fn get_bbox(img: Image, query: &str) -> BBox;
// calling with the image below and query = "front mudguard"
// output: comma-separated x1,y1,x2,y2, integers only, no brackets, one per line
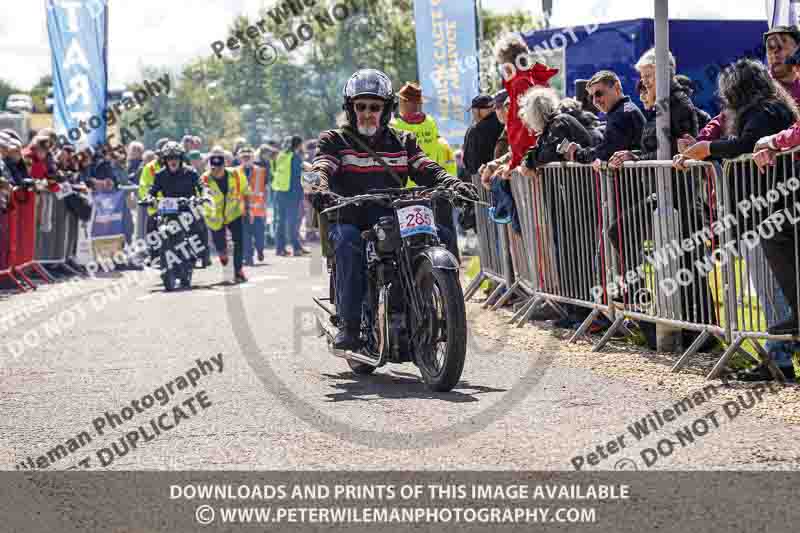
413,245,459,272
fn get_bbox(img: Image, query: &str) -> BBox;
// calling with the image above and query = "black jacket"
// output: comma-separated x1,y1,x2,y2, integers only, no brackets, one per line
636,82,698,160
2,157,30,186
149,165,202,199
462,111,504,175
524,113,593,168
710,100,796,217
310,126,453,228
575,96,646,163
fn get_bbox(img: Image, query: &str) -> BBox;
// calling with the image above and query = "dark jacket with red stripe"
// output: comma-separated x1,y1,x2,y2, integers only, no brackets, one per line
311,125,452,228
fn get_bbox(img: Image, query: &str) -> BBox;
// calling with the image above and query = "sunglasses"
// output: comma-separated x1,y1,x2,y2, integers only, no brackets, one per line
354,102,384,113
590,89,605,100
209,156,225,167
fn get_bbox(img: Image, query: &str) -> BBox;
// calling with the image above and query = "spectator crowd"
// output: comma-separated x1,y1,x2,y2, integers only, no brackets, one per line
456,25,800,383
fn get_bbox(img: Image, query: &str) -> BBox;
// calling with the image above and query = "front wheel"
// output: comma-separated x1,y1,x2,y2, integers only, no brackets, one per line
413,259,467,392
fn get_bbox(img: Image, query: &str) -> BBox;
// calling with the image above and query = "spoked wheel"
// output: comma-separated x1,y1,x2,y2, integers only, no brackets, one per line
413,259,467,392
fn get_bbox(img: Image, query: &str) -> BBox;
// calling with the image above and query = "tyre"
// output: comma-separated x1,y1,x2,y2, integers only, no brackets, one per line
413,259,467,392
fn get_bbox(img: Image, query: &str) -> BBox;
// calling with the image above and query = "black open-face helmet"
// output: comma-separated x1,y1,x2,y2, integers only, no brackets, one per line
342,69,397,132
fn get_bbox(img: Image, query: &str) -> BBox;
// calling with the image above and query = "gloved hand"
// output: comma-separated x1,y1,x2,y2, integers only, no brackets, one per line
453,181,479,202
310,191,336,211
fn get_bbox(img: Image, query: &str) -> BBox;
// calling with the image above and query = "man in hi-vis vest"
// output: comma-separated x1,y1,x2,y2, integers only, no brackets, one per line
237,146,268,265
201,147,252,283
271,135,309,256
391,82,460,260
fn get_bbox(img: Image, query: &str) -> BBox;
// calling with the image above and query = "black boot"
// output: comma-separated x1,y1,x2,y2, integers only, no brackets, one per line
333,324,362,351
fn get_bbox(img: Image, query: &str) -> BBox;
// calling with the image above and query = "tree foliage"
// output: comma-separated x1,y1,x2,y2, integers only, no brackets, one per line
0,78,22,111
122,2,540,148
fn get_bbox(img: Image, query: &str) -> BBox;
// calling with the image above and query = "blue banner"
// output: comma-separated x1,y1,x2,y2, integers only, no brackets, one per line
413,0,479,146
46,0,108,148
91,191,126,239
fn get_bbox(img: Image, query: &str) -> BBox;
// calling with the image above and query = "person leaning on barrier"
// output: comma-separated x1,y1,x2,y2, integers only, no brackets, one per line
753,47,800,168
462,94,504,178
558,97,604,147
564,70,646,172
679,25,800,154
518,86,593,174
493,32,559,174
0,131,28,186
679,59,799,341
679,59,797,173
478,90,512,189
674,75,711,130
609,47,698,168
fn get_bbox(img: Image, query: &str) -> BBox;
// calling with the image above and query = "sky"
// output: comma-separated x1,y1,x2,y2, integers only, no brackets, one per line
0,0,767,91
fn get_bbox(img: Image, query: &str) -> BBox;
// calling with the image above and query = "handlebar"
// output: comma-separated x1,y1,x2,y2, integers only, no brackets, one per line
319,185,477,215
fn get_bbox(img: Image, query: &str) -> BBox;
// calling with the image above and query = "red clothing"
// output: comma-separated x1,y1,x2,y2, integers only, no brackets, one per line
22,146,48,180
772,122,800,150
400,112,426,124
697,113,725,142
503,63,559,168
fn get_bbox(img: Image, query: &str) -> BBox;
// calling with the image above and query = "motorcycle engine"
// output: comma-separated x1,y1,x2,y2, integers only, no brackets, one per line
375,283,411,363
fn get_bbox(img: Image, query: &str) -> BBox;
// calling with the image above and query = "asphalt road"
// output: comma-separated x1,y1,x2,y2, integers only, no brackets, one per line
2,244,799,471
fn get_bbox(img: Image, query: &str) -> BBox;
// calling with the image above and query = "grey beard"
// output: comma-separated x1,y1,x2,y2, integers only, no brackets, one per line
357,124,378,136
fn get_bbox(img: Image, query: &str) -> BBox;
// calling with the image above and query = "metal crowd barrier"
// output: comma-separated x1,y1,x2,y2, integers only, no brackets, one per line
10,188,53,289
606,160,728,363
33,188,82,277
514,163,614,344
702,147,800,381
462,172,519,307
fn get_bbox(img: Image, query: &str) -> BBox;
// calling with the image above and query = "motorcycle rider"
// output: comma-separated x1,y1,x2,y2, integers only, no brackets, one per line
305,68,479,351
146,142,205,277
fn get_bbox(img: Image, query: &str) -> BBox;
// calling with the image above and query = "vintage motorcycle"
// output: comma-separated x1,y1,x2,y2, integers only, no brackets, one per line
312,185,470,392
139,196,209,291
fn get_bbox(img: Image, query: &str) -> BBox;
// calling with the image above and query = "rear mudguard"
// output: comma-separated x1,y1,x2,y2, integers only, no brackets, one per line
414,246,459,272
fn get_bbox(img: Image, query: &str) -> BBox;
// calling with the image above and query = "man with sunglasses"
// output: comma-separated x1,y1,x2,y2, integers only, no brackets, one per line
304,68,479,351
564,70,646,171
201,147,252,283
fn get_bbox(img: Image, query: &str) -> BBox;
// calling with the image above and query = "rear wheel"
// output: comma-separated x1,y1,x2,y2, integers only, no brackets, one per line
413,259,467,392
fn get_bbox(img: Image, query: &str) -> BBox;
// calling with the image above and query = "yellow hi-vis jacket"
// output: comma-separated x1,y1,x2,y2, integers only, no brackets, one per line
137,159,162,216
437,137,457,176
271,151,293,192
201,168,252,231
391,114,440,187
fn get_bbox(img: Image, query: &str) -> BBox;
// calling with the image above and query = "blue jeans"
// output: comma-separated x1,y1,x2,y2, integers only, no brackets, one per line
329,222,454,325
275,193,302,252
243,216,265,261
